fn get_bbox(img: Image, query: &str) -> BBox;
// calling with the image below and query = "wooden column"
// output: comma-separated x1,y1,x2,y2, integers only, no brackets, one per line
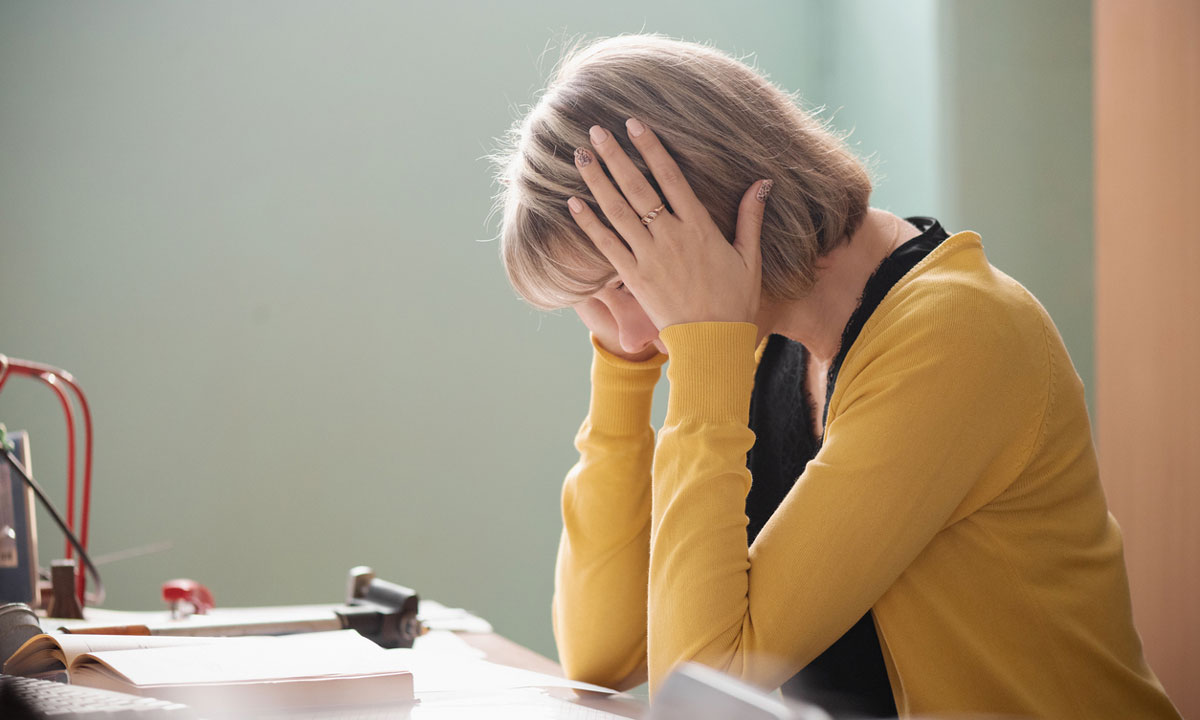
1094,1,1199,716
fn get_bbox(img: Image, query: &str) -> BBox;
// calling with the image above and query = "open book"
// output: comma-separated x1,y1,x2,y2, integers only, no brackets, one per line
4,630,413,715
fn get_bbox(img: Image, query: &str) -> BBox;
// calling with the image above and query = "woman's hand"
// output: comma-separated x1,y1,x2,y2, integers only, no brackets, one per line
567,118,771,331
574,298,660,362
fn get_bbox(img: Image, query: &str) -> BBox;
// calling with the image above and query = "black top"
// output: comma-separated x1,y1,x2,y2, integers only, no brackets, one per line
745,217,950,718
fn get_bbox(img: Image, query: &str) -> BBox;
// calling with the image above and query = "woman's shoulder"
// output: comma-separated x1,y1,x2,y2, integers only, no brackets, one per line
874,231,1055,351
843,230,1059,407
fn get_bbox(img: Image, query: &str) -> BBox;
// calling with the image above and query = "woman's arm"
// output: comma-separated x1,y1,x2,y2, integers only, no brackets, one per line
645,306,1046,694
552,334,666,690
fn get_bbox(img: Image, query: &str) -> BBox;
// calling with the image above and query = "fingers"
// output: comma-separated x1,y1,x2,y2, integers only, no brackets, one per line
567,195,637,279
585,125,669,222
574,143,656,255
622,118,707,223
733,179,772,263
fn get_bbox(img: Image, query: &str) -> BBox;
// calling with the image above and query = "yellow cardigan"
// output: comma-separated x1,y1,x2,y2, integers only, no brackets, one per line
551,232,1180,718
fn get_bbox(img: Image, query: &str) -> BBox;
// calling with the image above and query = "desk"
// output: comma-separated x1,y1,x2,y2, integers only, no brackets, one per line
458,631,646,719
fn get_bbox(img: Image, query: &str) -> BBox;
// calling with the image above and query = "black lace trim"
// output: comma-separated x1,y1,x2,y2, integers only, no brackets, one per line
820,217,950,436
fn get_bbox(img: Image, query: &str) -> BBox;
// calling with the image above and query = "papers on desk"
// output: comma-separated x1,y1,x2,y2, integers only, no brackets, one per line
404,632,630,720
418,599,494,634
402,653,615,694
403,630,614,695
33,605,626,717
44,607,604,694
74,630,406,687
413,688,636,719
8,629,414,716
4,632,227,676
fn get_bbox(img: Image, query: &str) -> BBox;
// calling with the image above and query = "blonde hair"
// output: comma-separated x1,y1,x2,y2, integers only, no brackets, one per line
487,33,872,310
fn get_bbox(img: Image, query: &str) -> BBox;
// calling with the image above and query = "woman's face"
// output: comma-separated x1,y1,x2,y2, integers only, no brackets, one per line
591,281,667,356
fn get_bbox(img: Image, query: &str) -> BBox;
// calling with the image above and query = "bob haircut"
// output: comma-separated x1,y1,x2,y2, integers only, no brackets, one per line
488,33,873,310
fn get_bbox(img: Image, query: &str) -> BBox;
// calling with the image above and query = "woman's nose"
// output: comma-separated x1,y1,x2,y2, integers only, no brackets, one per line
619,317,659,355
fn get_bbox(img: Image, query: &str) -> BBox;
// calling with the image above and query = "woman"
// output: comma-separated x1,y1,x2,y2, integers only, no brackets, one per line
488,33,1180,719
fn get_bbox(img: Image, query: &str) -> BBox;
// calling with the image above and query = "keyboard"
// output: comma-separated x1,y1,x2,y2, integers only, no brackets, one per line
0,673,197,718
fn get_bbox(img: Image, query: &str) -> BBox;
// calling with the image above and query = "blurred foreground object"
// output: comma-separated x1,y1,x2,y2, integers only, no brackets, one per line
1095,0,1200,716
651,662,831,720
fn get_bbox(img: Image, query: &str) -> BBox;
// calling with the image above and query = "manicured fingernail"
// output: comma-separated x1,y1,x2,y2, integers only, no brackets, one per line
589,126,609,144
626,118,646,137
568,197,584,214
757,179,774,202
574,147,593,167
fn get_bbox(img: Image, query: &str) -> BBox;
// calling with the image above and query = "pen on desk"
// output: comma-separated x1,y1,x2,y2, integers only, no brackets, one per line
61,616,345,638
64,624,153,636
64,620,434,638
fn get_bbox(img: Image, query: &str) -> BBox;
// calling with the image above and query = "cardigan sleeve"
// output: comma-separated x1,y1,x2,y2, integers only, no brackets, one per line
552,335,667,690
647,309,1047,694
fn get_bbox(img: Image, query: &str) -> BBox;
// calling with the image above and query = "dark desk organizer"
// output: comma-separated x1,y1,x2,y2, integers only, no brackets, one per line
338,565,422,649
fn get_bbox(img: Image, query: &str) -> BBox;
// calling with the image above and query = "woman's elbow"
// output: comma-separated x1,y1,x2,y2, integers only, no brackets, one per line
560,649,648,692
554,611,648,690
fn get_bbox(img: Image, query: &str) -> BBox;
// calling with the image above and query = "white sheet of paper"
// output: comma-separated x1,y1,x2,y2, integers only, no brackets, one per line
78,630,404,686
411,688,633,719
387,648,615,695
53,634,229,666
417,600,494,634
411,629,486,659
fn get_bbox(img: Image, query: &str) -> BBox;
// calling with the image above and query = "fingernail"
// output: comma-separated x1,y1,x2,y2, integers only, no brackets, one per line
574,147,593,167
626,117,646,137
589,126,609,144
757,179,774,202
568,197,584,214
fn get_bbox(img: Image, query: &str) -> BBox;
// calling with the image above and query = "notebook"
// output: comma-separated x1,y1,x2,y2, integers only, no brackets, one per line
6,630,413,716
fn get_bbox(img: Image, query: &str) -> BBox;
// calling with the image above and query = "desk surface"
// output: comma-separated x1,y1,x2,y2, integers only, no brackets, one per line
459,632,646,719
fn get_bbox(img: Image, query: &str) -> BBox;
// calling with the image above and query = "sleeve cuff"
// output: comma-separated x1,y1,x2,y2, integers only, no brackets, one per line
591,333,668,372
660,322,759,426
588,334,668,436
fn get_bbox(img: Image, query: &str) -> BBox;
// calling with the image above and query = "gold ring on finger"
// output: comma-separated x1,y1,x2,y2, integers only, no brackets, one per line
640,203,667,226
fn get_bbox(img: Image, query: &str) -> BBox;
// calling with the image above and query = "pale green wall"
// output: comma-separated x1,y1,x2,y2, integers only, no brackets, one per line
812,0,1093,408
0,1,1090,661
936,1,1094,408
